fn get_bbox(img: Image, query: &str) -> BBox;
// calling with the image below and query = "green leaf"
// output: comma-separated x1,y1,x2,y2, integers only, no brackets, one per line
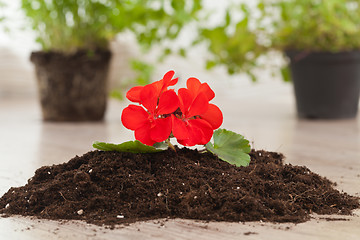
93,140,166,153
205,129,251,167
178,48,186,57
109,89,123,100
257,2,264,11
206,60,216,70
130,59,154,86
280,66,291,82
225,10,231,27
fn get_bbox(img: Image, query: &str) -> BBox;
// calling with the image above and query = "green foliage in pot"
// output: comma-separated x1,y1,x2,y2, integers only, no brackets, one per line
21,0,203,53
197,0,360,81
268,0,360,52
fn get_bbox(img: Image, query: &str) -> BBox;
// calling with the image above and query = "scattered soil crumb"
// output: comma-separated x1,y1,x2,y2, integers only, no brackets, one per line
320,217,350,221
244,231,258,235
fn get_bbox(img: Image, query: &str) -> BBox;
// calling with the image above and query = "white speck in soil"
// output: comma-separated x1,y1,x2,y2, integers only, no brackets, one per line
117,215,124,219
5,203,10,208
89,169,93,173
157,192,163,197
48,172,51,175
77,209,84,215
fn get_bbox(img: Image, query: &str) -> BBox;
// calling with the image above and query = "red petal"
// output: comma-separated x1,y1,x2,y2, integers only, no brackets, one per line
187,93,209,117
135,122,156,146
169,78,178,86
126,86,143,103
140,84,158,113
177,127,201,146
150,80,162,98
157,90,179,115
171,115,190,140
186,77,201,98
159,70,173,94
177,119,213,146
186,77,215,101
121,105,148,130
162,70,175,86
176,122,198,146
188,119,213,145
200,104,223,129
150,117,172,142
199,83,215,101
178,88,193,115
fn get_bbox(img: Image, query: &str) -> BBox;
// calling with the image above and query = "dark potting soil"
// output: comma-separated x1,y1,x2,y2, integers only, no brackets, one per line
0,148,359,226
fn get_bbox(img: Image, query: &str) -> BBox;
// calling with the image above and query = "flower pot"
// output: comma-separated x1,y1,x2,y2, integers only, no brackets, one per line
30,50,111,121
286,51,360,119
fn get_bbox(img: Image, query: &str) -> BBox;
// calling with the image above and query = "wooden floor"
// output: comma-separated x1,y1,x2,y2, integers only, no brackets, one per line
0,59,360,239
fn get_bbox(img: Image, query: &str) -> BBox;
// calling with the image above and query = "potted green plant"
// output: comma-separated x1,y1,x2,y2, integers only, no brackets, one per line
21,0,202,121
197,0,360,119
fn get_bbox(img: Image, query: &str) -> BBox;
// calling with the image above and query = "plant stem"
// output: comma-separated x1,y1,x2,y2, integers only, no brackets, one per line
198,148,207,153
166,139,176,152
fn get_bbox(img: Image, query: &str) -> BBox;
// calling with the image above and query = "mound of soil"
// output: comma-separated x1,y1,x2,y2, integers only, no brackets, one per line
0,148,359,226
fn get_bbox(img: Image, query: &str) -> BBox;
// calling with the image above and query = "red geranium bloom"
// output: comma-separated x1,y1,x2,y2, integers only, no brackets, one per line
171,78,223,146
121,84,179,145
186,77,215,101
126,70,178,103
186,77,223,129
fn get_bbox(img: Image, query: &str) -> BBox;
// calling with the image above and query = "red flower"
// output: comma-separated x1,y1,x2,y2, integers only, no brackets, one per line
121,84,179,145
186,77,223,129
122,70,222,147
126,70,178,103
186,77,215,101
171,78,223,146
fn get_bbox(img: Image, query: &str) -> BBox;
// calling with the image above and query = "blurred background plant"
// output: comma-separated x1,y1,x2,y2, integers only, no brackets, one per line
21,0,202,54
268,0,360,52
21,0,118,53
196,0,360,81
19,0,203,101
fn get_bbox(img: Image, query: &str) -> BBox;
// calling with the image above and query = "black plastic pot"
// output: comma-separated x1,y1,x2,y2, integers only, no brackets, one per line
31,50,111,121
286,51,360,119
